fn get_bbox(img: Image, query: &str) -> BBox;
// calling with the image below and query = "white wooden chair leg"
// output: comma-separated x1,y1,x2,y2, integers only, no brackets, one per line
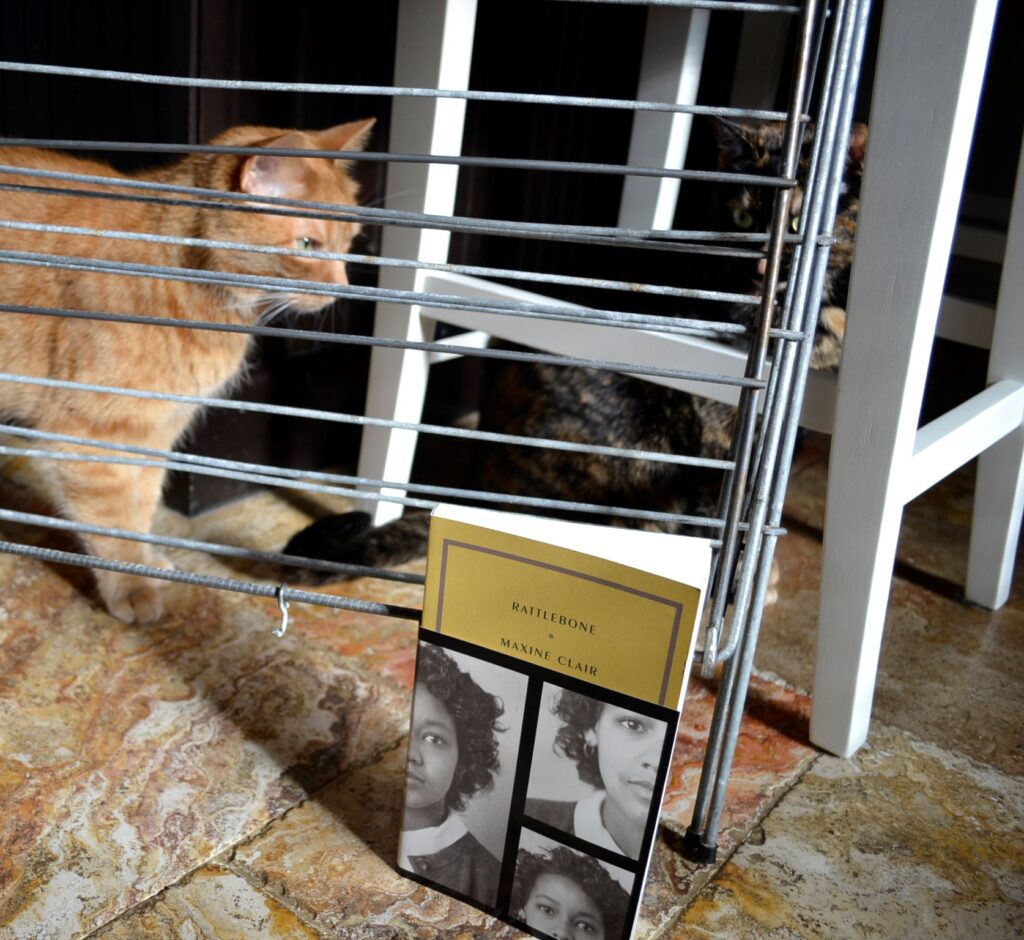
809,0,998,758
967,427,1024,607
357,0,477,524
618,6,709,231
966,142,1024,608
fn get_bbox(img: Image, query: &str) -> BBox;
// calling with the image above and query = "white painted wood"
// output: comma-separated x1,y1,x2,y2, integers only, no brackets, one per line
809,0,998,758
427,330,491,365
618,7,709,231
420,272,745,399
967,427,1024,607
966,142,1024,608
936,295,995,349
357,0,477,524
417,271,839,431
798,369,839,435
903,382,1024,504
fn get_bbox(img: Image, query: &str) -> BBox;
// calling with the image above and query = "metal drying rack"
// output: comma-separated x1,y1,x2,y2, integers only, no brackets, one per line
0,0,872,863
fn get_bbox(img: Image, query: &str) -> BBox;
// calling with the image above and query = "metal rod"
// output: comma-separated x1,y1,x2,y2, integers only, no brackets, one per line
556,0,799,10
0,163,799,253
0,303,756,397
1,182,770,262
718,0,867,666
0,220,761,306
688,0,874,860
0,539,423,620
0,373,743,465
0,433,727,532
686,0,837,853
0,247,772,340
0,138,798,188
712,0,851,666
699,0,825,677
0,60,797,120
0,508,426,585
736,0,847,485
698,531,781,853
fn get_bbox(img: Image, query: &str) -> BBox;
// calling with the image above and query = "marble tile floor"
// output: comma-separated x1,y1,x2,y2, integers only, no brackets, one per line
0,434,1021,939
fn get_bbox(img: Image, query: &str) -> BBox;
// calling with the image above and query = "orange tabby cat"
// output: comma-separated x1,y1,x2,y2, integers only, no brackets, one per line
0,118,374,623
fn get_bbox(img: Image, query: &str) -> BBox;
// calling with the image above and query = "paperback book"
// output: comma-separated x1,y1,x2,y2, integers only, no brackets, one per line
397,504,712,940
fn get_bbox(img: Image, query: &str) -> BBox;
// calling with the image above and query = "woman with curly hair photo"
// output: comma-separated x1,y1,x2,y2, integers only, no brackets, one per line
399,642,509,905
511,842,630,940
526,686,668,860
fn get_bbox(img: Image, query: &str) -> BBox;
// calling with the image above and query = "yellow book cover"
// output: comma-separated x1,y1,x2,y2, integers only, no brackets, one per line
397,504,712,940
422,505,709,708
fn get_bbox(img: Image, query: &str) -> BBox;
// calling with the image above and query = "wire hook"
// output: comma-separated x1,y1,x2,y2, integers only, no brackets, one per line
273,584,290,638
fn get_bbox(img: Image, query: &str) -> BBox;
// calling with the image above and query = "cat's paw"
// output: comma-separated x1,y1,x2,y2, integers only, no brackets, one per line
283,511,373,558
97,555,175,624
107,581,165,624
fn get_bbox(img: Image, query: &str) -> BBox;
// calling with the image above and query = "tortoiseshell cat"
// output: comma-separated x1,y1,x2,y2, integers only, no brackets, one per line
282,120,866,579
0,119,374,621
711,119,866,370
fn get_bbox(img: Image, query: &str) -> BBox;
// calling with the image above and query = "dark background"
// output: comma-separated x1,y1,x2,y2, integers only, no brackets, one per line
0,0,1019,513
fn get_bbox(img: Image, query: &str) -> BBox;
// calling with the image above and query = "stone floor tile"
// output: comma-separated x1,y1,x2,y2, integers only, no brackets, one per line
636,673,816,936
0,540,407,939
758,462,1024,774
660,673,814,837
233,747,524,939
870,578,1024,775
671,724,1024,939
90,866,323,939
182,490,427,686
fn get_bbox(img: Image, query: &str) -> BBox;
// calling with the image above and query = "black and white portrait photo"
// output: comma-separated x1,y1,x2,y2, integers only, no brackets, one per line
525,683,670,860
511,831,633,940
399,641,527,907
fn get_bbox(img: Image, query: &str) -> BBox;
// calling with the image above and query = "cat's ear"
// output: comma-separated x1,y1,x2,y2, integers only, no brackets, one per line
710,117,753,169
239,132,314,199
316,118,377,161
848,122,868,167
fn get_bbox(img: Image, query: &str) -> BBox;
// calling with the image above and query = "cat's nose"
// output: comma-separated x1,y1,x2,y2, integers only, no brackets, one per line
757,257,767,276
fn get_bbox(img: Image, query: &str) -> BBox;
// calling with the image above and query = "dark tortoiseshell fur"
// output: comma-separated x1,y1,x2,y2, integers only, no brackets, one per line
711,119,866,369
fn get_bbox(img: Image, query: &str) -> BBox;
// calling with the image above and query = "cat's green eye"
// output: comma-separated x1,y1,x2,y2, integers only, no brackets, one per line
789,215,800,233
295,236,319,252
732,208,754,229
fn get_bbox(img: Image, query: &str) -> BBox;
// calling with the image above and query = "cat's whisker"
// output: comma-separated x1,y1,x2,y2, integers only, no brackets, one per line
256,297,292,324
358,187,418,209
256,293,324,325
225,296,264,314
277,305,301,329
